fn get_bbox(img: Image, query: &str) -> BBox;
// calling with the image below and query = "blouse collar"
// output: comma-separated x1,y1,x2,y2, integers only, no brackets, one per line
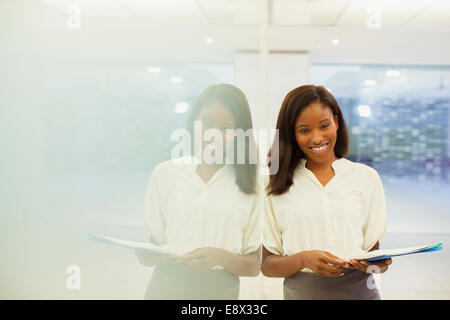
299,157,347,173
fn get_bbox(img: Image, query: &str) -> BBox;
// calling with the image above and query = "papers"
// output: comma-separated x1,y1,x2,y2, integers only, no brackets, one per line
88,233,225,270
88,233,175,255
354,243,443,261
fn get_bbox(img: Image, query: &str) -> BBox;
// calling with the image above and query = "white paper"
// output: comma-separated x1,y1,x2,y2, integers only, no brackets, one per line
88,233,224,270
354,243,439,260
88,233,175,255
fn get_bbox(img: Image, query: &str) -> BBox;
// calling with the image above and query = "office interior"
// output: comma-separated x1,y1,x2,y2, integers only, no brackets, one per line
1,0,450,299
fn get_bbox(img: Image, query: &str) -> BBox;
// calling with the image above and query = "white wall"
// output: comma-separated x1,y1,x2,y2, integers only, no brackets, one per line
234,52,310,131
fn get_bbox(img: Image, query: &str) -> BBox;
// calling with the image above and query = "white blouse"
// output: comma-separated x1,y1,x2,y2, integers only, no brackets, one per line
144,156,261,256
263,157,387,273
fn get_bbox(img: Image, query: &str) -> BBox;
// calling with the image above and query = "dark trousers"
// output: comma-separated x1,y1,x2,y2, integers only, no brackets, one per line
284,268,381,300
144,265,240,300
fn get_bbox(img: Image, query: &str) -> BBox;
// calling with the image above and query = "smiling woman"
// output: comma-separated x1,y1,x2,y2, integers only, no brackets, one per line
268,85,348,195
136,83,262,300
262,84,390,300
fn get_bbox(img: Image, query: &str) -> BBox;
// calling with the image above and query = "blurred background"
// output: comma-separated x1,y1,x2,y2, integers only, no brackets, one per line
1,0,449,299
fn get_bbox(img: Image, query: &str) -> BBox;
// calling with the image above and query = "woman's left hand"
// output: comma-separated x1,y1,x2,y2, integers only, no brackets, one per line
348,258,392,274
177,247,226,271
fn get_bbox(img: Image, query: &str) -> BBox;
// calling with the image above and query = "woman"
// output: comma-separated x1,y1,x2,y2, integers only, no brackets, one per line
261,84,392,300
135,83,261,299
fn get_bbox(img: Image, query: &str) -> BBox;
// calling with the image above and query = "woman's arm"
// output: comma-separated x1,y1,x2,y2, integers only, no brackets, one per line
178,247,261,277
219,248,261,277
261,246,304,278
261,246,348,278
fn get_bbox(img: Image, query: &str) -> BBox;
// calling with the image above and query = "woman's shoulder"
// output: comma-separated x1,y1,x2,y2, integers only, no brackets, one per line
151,155,196,177
340,158,381,180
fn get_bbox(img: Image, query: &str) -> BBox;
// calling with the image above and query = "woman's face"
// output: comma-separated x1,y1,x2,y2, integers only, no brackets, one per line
294,102,339,165
197,101,236,160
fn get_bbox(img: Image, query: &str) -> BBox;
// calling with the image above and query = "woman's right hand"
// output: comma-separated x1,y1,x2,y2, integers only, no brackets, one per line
134,250,177,267
297,250,349,277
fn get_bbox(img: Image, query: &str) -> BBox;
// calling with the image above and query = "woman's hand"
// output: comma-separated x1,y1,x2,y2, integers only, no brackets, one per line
348,258,392,274
134,250,177,267
299,250,350,277
177,247,226,271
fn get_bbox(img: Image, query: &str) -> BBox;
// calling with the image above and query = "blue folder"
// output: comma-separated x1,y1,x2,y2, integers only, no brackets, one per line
366,243,443,261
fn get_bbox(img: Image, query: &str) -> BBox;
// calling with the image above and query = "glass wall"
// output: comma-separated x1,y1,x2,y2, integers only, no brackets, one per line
42,62,232,225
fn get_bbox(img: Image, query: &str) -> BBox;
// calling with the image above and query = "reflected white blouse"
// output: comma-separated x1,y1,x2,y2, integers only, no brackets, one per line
144,156,261,255
263,157,387,272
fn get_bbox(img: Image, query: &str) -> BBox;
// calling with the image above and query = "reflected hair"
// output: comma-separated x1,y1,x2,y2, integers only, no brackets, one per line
267,84,348,195
186,83,257,194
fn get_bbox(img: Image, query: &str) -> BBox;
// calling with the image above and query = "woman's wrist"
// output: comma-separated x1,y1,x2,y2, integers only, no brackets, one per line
293,251,308,271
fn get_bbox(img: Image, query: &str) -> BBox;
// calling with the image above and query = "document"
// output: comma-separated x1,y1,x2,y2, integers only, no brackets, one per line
354,243,443,261
88,233,175,255
88,233,224,270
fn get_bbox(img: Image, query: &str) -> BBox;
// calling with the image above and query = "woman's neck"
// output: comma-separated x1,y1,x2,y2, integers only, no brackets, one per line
196,163,225,184
305,154,338,173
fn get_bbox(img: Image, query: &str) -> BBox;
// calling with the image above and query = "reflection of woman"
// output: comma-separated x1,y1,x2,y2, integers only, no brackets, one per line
136,84,261,300
261,85,391,300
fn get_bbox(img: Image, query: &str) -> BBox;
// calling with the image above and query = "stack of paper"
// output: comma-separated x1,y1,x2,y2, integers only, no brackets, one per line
88,233,175,255
354,243,443,261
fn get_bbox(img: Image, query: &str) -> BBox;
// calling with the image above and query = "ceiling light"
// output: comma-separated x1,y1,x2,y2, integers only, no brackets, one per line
357,105,372,117
363,80,376,86
170,76,183,83
385,70,401,77
147,67,161,73
175,102,189,114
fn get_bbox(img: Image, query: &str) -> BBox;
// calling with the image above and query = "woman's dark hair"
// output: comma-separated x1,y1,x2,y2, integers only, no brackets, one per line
186,83,257,194
267,84,348,195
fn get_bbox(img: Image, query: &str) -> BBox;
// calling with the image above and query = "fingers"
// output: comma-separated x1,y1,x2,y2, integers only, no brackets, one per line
322,252,348,268
177,253,205,268
179,248,203,259
366,260,390,274
379,265,389,273
348,259,368,272
373,258,392,267
182,256,215,271
317,266,344,277
349,259,390,274
135,250,178,267
186,259,211,271
317,261,344,277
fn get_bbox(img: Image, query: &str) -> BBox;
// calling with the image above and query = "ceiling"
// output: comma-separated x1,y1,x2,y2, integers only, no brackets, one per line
3,0,449,64
39,0,450,28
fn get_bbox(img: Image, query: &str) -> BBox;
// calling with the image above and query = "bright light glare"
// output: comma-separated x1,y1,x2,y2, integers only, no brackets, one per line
175,102,189,114
147,67,161,73
363,80,376,86
357,105,372,117
170,76,183,83
385,70,401,77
